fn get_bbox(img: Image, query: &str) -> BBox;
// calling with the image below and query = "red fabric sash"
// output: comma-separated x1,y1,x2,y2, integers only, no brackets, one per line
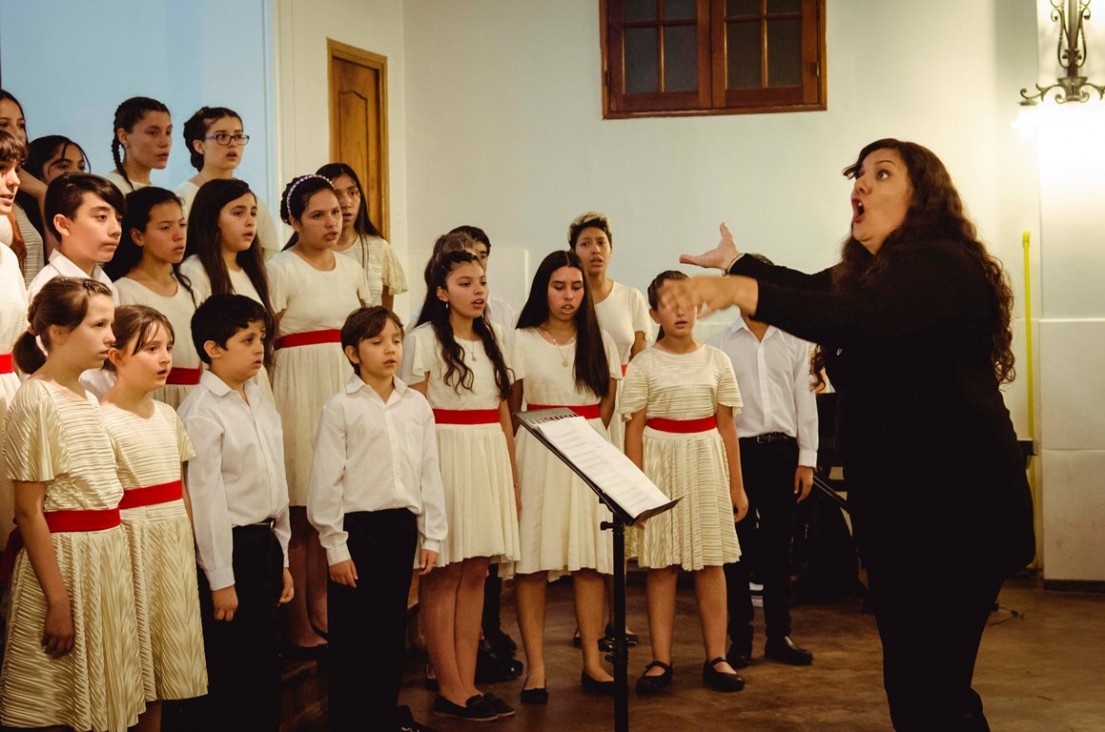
275,329,342,350
527,403,601,420
621,363,628,376
0,509,122,588
432,408,500,425
646,416,717,433
118,480,184,510
166,367,201,385
0,353,12,374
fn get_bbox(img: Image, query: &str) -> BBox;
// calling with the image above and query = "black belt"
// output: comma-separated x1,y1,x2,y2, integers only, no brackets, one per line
739,432,796,445
234,517,276,533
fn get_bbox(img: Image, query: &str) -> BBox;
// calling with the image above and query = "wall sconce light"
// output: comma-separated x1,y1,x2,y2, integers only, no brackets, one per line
1021,0,1105,104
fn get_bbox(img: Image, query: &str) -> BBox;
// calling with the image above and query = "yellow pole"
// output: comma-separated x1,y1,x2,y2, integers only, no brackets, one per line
1023,231,1040,569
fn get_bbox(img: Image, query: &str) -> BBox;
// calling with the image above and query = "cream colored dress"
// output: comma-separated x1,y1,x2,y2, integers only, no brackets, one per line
102,401,207,702
0,242,27,549
620,345,742,571
267,250,370,505
179,255,274,402
337,234,408,306
595,281,652,450
512,328,621,576
399,322,519,567
114,277,201,409
0,380,145,731
13,203,45,286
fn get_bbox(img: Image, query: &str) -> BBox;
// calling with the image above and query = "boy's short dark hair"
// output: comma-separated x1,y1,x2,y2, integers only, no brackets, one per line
44,173,126,240
341,306,405,372
448,225,490,252
192,294,269,364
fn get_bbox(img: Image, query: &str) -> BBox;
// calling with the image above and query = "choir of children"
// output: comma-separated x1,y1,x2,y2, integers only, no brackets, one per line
0,88,770,732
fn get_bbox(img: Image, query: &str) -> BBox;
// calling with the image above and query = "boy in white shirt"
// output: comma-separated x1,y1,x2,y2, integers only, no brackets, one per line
308,306,446,732
178,294,293,730
27,173,121,302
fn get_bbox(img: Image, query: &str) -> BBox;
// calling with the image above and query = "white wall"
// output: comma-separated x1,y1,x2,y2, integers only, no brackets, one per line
0,0,279,211
273,0,411,313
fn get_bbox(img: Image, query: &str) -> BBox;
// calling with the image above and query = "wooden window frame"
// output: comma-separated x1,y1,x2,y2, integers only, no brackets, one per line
601,0,827,119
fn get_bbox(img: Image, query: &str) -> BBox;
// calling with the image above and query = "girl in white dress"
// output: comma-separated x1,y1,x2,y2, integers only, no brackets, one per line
622,270,750,696
269,174,370,651
316,162,407,310
101,305,207,731
106,97,172,194
1,91,49,283
179,178,275,401
1,278,145,731
177,107,280,259
105,187,200,408
0,132,28,550
507,250,621,702
401,249,520,722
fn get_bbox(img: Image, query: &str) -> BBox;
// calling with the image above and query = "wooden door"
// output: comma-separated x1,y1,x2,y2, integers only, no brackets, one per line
327,40,389,239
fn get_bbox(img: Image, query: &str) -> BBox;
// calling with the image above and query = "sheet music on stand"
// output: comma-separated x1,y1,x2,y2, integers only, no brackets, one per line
515,408,678,525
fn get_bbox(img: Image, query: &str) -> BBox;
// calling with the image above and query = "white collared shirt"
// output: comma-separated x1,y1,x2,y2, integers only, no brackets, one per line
307,374,448,566
27,250,119,304
707,316,819,467
178,370,291,590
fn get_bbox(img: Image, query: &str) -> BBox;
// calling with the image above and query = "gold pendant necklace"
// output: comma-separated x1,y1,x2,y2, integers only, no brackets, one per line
542,327,575,368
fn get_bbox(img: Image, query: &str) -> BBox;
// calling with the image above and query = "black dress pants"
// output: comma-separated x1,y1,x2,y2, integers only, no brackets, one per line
725,436,799,650
197,523,284,732
328,509,418,732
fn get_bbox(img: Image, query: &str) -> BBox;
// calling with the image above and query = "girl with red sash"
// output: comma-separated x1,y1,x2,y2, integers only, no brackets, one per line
507,250,622,703
622,270,750,697
102,305,207,730
401,246,519,722
268,174,371,653
1,278,145,731
106,187,201,408
0,131,29,552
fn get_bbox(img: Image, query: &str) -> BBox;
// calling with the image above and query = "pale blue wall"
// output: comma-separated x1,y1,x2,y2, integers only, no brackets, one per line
0,0,278,209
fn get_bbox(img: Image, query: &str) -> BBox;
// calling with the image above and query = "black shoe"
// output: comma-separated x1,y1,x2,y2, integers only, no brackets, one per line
764,636,813,666
725,645,752,669
482,692,515,718
431,694,499,722
605,623,639,647
635,660,673,695
396,705,439,732
475,649,524,683
702,657,745,692
581,671,617,695
520,684,549,705
485,627,517,657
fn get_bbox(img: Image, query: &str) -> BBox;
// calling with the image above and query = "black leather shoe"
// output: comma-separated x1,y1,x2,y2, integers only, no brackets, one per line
475,649,523,683
519,685,549,705
431,694,498,722
725,645,752,669
482,692,515,718
702,657,745,692
635,660,673,695
581,671,617,695
764,636,813,666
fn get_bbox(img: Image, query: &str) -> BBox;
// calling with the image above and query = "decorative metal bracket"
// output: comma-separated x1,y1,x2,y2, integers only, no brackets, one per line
1021,0,1105,104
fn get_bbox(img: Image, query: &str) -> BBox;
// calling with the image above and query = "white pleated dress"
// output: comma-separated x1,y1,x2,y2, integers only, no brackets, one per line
620,345,743,571
0,242,27,549
102,401,207,702
512,328,621,576
114,277,201,409
400,322,519,567
268,250,370,506
179,255,275,403
0,380,145,732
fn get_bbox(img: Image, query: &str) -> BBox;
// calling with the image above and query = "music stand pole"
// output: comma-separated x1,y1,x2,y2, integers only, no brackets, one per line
602,513,630,732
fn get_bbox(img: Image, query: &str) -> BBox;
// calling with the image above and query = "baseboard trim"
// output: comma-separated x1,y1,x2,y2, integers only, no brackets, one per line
1043,579,1105,594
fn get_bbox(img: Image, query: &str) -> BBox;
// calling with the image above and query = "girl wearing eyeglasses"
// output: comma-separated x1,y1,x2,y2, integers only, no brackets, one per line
177,106,280,259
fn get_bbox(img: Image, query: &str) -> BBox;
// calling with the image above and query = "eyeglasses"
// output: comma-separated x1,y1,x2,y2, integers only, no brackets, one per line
204,133,250,146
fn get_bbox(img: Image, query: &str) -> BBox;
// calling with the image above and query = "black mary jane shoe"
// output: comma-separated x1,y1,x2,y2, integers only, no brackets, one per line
431,694,499,722
635,660,673,695
702,657,745,692
581,671,617,695
520,685,549,705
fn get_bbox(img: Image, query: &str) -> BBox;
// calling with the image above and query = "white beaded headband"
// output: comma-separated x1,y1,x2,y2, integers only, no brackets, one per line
284,174,332,215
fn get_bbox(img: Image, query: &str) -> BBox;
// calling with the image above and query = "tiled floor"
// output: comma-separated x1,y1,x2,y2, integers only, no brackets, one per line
391,577,1105,732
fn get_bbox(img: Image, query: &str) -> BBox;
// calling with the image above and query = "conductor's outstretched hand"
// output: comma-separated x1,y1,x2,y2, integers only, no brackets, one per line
679,223,741,271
